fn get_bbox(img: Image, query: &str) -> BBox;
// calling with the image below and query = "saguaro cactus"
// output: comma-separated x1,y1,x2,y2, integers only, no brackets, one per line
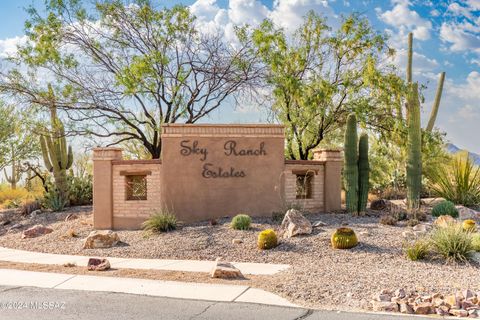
344,113,358,213
40,106,73,203
4,146,21,189
426,71,446,132
358,133,369,213
406,83,422,210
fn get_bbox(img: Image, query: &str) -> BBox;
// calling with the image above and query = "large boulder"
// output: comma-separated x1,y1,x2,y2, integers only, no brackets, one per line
21,224,53,239
456,206,480,220
210,257,243,279
87,258,111,271
279,209,312,238
83,230,120,249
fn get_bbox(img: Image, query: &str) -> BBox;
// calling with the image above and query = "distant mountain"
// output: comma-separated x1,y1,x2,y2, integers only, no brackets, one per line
446,143,480,166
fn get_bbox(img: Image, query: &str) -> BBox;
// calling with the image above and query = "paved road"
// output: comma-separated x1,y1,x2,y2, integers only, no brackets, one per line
0,286,434,320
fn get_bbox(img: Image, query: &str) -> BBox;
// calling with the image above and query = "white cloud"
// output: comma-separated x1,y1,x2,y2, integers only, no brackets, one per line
440,22,480,53
270,0,335,32
0,36,27,58
379,1,432,41
392,49,439,74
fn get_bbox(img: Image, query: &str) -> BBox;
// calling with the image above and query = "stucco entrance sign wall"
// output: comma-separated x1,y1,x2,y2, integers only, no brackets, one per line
160,124,286,222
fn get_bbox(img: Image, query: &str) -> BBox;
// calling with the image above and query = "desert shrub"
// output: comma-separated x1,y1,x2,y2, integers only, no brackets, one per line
429,152,480,207
0,187,30,205
68,174,93,206
42,188,67,212
257,229,278,249
231,214,251,230
472,234,480,251
3,199,22,209
20,200,41,215
407,219,419,227
404,239,430,261
430,223,473,262
431,200,458,218
379,215,397,226
393,211,408,221
142,210,177,233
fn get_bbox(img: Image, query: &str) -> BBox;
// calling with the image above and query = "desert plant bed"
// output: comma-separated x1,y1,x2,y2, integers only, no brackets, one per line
0,205,480,313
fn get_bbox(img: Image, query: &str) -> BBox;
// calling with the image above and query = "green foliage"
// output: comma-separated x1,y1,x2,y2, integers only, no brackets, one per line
331,227,358,249
142,210,177,233
358,133,369,213
404,239,430,261
429,152,480,207
68,173,92,206
471,233,480,251
3,199,22,209
0,187,31,205
406,82,422,210
344,113,358,213
430,223,473,262
42,188,67,212
257,229,278,250
431,200,458,218
231,214,252,230
248,12,404,160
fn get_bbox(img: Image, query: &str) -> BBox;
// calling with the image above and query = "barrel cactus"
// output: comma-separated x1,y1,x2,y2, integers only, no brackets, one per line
463,219,476,232
331,227,358,249
257,229,278,250
344,113,358,213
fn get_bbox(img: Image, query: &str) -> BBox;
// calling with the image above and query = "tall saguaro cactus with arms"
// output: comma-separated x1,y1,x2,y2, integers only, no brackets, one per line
40,106,73,204
406,83,422,210
358,133,369,213
344,113,359,213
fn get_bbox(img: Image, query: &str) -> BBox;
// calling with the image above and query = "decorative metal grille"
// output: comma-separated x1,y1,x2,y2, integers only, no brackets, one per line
296,173,313,199
126,175,147,201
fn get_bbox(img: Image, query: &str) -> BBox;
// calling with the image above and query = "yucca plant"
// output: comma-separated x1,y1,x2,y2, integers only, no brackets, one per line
429,152,480,207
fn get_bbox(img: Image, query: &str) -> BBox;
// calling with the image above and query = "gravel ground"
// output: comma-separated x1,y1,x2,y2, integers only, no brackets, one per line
0,205,479,312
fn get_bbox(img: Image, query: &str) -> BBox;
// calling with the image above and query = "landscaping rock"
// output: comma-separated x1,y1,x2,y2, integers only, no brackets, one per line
413,302,434,315
83,230,120,249
210,257,243,279
464,289,475,301
370,199,388,211
87,258,111,271
445,294,460,308
65,214,79,221
232,239,243,244
312,220,327,228
399,302,414,314
21,224,53,239
456,206,479,220
434,215,456,228
375,293,392,302
412,224,430,232
30,210,41,219
371,301,399,312
0,220,11,226
279,209,312,238
395,288,406,299
450,308,469,317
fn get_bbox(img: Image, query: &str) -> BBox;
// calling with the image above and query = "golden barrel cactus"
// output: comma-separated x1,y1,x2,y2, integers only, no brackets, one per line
463,219,476,232
258,229,278,250
331,228,358,249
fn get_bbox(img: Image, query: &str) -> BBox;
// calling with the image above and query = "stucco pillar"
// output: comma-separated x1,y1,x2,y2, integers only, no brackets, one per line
92,148,123,229
313,149,343,212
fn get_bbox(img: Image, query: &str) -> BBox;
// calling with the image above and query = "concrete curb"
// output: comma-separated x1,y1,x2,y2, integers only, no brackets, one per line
0,269,298,308
0,247,289,275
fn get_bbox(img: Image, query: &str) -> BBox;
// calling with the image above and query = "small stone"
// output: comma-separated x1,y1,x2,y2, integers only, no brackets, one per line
63,229,77,238
412,224,430,232
436,305,450,316
445,295,460,308
63,262,76,267
87,258,110,271
376,293,392,302
65,214,79,222
450,309,469,317
463,301,477,310
279,209,312,238
402,230,415,239
395,288,406,299
421,295,433,302
312,220,327,228
399,302,414,314
414,302,434,315
432,293,443,299
83,230,120,249
210,257,243,279
456,206,479,220
359,230,370,237
21,224,53,239
465,290,475,301
29,210,41,219
433,298,445,307
371,300,399,312
9,223,22,230
232,239,243,244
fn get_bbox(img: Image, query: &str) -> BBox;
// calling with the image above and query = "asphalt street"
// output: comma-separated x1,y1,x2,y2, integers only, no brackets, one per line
0,286,435,320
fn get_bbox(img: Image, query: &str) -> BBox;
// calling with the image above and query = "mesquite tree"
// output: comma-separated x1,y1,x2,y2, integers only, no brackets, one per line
0,1,262,159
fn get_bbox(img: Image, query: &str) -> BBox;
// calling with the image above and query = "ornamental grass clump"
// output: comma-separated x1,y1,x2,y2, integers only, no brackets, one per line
471,234,480,251
404,239,430,261
431,200,458,218
142,210,177,233
430,223,473,262
231,214,251,230
257,229,278,250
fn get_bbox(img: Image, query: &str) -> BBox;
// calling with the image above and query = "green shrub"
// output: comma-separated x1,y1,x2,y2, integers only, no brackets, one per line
430,223,473,262
404,239,430,261
431,200,458,218
42,188,67,212
429,152,480,207
231,214,252,230
379,215,397,226
472,234,480,252
142,210,177,233
68,174,93,206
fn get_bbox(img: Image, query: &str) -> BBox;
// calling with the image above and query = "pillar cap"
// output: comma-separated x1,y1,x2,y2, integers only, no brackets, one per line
93,148,123,161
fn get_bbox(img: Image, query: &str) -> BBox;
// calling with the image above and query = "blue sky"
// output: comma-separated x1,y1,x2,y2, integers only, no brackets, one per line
0,0,479,152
